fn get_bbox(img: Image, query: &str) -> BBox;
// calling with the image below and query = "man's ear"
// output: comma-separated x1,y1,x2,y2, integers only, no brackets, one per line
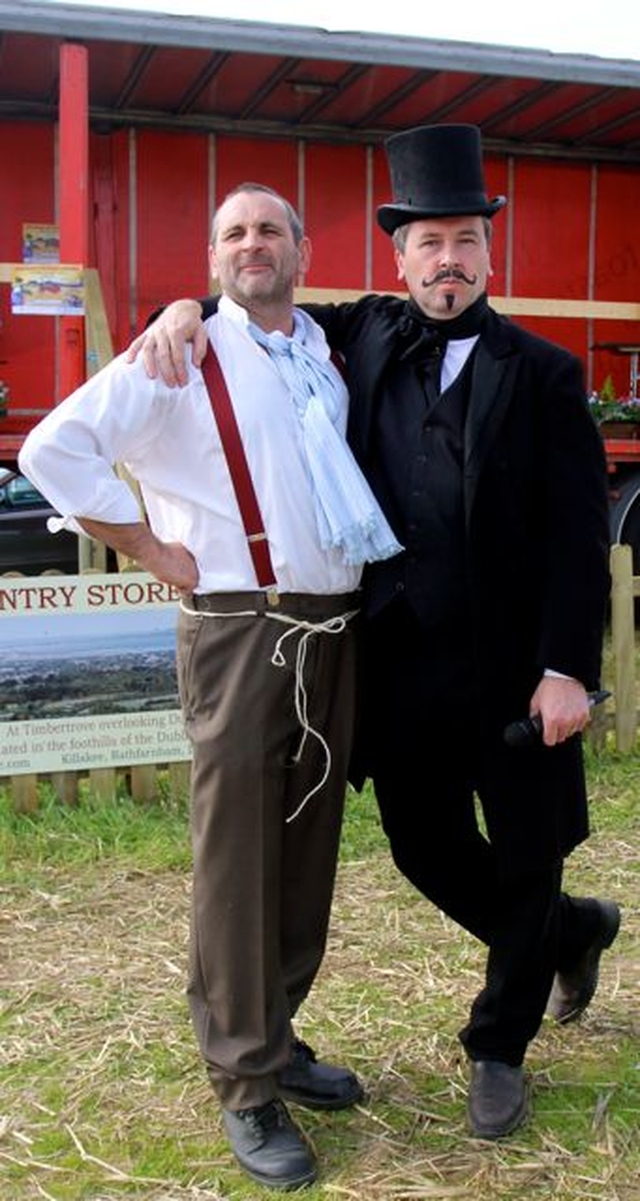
208,244,219,283
297,236,312,276
394,248,406,283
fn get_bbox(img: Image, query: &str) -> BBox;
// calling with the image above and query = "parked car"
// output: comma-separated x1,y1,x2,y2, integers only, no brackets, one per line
0,468,80,576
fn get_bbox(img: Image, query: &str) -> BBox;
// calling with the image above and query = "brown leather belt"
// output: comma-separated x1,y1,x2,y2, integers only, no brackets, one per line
186,590,360,618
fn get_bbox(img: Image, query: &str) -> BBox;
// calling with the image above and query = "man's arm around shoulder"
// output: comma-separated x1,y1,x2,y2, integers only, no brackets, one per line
127,298,212,386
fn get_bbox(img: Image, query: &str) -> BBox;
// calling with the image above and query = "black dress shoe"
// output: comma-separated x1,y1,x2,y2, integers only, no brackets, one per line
222,1098,317,1190
277,1038,364,1111
547,899,621,1024
467,1060,528,1139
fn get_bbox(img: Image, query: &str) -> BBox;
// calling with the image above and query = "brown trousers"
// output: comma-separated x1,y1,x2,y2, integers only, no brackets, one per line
176,591,358,1109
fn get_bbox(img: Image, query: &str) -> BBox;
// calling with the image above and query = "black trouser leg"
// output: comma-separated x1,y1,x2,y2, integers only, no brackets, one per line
374,755,563,1063
374,765,501,944
363,600,595,1066
458,861,563,1065
366,601,502,946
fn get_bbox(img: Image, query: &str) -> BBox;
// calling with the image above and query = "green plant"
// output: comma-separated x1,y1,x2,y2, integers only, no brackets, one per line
588,395,640,425
599,373,617,403
588,373,640,426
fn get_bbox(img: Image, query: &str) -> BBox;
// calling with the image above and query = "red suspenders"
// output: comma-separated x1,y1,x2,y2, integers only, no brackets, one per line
200,344,277,590
200,341,346,592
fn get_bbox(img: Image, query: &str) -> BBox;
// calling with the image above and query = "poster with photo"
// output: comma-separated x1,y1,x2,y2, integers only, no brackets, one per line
10,264,84,315
0,573,191,776
22,222,60,264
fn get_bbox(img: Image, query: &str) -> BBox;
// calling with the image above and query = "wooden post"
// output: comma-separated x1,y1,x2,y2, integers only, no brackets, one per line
58,42,89,402
58,49,108,574
10,774,38,814
130,765,158,803
89,768,117,803
168,761,190,800
587,701,609,751
78,534,107,573
610,543,637,752
50,771,80,806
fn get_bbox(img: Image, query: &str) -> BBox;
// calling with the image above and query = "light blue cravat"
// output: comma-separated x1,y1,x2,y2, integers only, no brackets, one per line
248,313,402,566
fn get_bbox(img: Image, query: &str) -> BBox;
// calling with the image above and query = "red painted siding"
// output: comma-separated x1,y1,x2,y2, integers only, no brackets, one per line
0,123,56,408
592,164,640,396
483,154,509,298
215,135,299,208
1,121,640,423
304,143,367,287
372,143,402,292
135,130,210,334
512,159,592,301
90,129,132,354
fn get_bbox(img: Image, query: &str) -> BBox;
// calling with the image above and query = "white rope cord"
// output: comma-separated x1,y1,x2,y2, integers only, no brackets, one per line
178,598,358,821
266,609,358,822
179,599,259,618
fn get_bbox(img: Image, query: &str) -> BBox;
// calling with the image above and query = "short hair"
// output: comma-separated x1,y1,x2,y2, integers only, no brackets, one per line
392,215,493,253
210,183,304,245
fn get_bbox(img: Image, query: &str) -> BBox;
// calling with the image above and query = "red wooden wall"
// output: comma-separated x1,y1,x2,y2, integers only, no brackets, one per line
0,122,57,407
1,122,639,414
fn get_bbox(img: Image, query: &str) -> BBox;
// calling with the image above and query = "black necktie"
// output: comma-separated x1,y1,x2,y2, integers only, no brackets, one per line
397,294,489,365
396,293,490,407
397,317,443,363
396,322,446,409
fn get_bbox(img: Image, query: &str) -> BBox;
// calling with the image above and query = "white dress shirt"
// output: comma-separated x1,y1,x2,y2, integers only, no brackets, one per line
440,335,479,391
19,296,361,596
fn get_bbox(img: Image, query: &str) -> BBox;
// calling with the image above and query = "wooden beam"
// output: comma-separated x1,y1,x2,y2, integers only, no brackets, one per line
58,43,89,401
610,543,638,752
84,267,115,374
2,268,640,323
295,286,640,321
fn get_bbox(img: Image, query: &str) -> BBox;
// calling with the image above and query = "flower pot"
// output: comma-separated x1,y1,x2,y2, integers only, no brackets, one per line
599,421,640,439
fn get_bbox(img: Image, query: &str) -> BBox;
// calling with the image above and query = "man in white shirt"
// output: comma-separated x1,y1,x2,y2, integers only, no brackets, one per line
19,183,401,1192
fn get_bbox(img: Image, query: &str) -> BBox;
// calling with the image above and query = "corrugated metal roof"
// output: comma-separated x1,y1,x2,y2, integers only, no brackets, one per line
1,1,640,160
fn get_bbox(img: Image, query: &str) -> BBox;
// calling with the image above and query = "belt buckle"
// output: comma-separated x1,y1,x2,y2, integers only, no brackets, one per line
266,588,280,608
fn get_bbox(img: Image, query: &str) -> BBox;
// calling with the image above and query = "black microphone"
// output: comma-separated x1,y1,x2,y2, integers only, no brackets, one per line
503,690,611,748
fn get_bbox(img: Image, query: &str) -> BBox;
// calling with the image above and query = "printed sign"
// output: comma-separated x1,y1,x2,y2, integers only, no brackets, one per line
0,573,191,775
10,264,84,315
22,222,60,264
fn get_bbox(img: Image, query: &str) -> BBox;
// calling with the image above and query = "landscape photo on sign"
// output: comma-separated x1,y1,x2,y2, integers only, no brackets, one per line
0,573,190,775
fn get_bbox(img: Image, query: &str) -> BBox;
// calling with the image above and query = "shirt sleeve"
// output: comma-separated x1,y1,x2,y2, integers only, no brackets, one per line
19,355,172,536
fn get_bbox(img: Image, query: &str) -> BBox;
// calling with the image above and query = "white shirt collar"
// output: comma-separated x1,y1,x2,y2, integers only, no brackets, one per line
218,293,330,362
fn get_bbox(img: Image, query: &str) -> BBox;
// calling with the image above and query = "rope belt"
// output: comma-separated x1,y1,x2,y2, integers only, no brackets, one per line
179,592,360,821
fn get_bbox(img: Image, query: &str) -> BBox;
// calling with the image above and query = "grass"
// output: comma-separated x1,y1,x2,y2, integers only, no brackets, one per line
1,746,639,1200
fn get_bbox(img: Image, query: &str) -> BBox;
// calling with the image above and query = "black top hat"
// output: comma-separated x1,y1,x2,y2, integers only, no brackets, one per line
377,124,507,235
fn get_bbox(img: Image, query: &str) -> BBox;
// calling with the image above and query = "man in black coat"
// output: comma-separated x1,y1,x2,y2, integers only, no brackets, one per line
130,125,619,1139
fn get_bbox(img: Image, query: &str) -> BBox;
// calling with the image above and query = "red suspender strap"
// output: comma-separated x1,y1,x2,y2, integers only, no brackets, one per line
200,344,277,590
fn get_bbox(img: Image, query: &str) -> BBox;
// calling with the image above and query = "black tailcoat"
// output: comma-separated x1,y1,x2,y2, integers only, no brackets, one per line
305,296,611,870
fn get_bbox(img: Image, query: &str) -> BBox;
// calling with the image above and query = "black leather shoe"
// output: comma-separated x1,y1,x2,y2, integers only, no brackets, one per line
467,1061,528,1139
547,899,621,1024
277,1038,364,1111
222,1098,317,1190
